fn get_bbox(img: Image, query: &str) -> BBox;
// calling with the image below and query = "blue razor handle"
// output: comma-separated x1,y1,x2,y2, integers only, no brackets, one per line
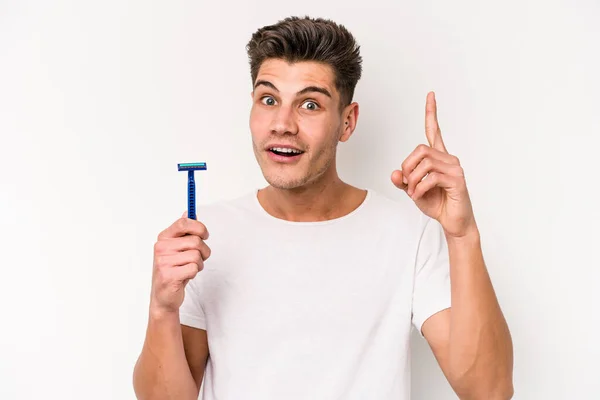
177,162,207,220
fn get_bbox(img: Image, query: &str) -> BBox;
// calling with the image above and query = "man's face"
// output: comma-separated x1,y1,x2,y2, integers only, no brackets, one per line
249,59,354,190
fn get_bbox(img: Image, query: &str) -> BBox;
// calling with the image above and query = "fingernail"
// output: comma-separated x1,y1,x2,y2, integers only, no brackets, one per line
403,176,408,185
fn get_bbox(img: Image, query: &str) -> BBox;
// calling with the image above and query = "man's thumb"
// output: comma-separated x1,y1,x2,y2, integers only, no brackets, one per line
391,170,408,191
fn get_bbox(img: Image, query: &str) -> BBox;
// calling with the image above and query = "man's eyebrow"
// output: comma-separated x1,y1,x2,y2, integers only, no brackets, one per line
254,80,332,98
297,86,332,98
254,80,278,91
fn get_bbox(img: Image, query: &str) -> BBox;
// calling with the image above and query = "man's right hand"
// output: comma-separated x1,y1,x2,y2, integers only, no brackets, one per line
150,212,211,315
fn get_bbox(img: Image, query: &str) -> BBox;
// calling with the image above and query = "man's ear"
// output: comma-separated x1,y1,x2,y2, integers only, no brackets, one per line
339,102,359,143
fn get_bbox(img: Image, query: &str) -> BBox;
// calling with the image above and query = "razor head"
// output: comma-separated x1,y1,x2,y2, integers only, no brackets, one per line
178,162,207,171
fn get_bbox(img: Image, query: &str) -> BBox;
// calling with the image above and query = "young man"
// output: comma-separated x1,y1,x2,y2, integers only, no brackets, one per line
133,16,514,400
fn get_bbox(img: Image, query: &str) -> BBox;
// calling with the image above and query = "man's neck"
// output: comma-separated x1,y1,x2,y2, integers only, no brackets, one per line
257,178,367,222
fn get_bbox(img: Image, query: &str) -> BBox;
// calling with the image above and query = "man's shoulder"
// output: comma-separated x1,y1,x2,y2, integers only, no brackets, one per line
364,189,432,233
196,189,258,220
366,188,421,217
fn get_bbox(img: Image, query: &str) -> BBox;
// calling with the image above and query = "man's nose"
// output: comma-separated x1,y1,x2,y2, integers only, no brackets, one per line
269,104,298,135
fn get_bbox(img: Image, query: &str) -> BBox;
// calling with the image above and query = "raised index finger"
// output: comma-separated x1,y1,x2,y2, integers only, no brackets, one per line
158,217,209,240
425,91,447,153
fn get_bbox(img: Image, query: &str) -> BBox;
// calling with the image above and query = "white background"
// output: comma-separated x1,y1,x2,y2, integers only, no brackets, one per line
1,0,599,399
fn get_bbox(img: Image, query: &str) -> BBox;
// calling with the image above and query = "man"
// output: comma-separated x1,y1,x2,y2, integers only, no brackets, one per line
133,16,514,400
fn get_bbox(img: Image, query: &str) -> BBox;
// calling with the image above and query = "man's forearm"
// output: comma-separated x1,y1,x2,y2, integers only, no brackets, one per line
446,227,514,399
133,310,198,400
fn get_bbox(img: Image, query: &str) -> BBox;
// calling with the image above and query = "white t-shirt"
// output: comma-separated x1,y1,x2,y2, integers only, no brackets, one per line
179,188,451,400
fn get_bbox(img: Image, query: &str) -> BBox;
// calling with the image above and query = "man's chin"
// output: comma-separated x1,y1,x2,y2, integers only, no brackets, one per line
266,179,306,190
263,173,309,190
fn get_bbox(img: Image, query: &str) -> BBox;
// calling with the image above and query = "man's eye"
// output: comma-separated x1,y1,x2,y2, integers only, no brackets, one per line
301,100,320,111
261,96,276,106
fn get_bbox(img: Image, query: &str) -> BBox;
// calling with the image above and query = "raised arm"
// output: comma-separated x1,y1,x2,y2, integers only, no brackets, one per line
392,92,513,399
422,230,513,399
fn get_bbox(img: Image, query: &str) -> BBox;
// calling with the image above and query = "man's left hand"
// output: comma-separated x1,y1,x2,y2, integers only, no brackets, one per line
391,92,477,238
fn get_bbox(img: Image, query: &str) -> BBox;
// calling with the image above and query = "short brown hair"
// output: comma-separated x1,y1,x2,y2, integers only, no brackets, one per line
246,16,362,110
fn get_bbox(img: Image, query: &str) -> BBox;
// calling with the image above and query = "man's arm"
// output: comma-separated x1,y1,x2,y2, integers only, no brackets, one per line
133,310,209,400
422,227,514,400
133,214,212,399
392,92,513,400
392,92,514,398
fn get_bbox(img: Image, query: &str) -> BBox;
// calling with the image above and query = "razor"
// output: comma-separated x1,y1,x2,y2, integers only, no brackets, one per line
177,162,207,220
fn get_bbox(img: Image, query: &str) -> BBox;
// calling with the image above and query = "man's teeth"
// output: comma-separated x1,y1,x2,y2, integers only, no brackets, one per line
270,147,302,154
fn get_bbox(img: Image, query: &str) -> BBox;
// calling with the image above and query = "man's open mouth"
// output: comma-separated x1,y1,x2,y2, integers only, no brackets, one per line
268,147,305,157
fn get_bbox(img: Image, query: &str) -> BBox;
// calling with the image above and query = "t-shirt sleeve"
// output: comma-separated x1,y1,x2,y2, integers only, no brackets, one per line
179,276,207,330
411,215,452,336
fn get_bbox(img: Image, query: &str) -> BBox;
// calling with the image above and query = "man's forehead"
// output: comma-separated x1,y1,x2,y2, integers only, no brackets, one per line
255,59,337,95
